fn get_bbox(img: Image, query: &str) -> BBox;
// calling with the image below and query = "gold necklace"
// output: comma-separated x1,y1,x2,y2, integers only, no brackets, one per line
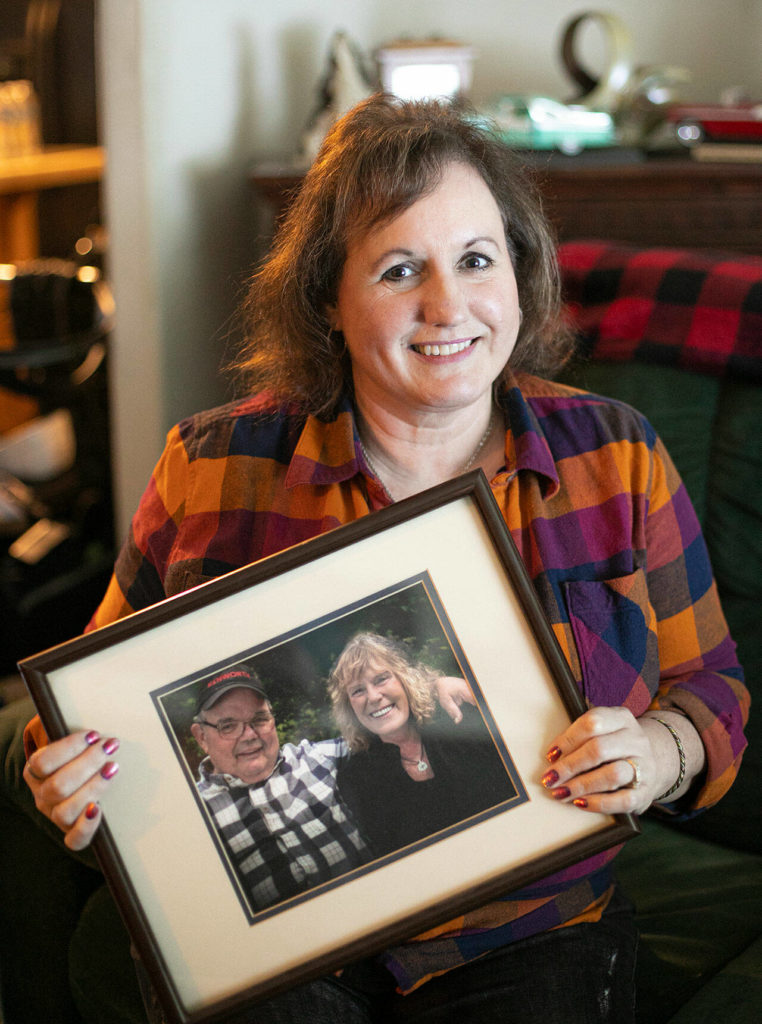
359,408,497,501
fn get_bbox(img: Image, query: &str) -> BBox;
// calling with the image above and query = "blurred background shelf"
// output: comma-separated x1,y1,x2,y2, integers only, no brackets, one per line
251,153,762,255
0,144,104,261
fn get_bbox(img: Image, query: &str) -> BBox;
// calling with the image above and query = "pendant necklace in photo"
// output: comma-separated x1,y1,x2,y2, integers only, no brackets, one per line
401,742,429,773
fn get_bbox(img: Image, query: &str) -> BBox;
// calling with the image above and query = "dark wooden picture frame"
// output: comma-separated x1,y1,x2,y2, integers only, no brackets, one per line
20,472,639,1024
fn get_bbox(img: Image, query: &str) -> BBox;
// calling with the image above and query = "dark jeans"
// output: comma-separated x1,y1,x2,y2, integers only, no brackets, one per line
177,887,637,1024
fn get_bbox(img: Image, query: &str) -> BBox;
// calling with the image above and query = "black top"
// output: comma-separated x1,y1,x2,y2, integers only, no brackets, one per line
336,706,516,859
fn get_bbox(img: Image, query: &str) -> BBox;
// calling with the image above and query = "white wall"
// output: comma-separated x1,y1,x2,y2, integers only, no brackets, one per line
97,0,761,535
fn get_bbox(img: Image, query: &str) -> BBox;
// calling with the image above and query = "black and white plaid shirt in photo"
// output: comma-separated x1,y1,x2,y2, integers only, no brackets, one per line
197,738,371,913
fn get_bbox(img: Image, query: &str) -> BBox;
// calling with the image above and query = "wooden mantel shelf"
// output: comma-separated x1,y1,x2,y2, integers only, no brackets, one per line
250,154,762,256
0,145,105,194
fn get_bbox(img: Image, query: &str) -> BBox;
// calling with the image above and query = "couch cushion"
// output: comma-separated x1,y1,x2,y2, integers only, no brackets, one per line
667,936,762,1024
680,378,762,852
614,818,762,1024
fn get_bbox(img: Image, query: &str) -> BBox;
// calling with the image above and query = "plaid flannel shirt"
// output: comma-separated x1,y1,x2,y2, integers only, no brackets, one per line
27,372,748,992
196,737,370,913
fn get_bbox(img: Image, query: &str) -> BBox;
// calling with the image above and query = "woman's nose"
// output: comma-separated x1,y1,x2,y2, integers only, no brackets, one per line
421,271,467,326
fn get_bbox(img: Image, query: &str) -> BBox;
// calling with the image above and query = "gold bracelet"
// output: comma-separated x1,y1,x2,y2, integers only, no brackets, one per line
653,718,686,801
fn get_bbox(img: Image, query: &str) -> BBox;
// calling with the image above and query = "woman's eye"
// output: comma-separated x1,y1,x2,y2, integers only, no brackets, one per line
381,264,414,282
461,252,493,271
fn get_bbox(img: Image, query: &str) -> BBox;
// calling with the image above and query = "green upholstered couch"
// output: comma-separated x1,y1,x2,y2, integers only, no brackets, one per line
0,241,760,1023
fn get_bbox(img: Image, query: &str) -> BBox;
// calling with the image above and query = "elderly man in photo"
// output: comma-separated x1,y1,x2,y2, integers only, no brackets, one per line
190,666,372,913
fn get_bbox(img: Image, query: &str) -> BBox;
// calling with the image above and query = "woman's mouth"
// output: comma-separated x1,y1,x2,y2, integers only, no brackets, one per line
370,704,394,719
411,339,473,357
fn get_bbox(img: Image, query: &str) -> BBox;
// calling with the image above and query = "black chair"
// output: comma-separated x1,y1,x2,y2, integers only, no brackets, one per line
0,259,115,674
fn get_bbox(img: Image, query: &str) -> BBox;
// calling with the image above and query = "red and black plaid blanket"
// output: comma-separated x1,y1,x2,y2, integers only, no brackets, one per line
558,240,762,380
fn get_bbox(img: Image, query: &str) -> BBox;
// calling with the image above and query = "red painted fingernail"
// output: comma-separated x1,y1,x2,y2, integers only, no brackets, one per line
102,737,120,756
85,731,100,746
541,770,559,788
100,761,119,780
573,798,588,809
85,802,100,820
550,786,571,800
546,746,562,763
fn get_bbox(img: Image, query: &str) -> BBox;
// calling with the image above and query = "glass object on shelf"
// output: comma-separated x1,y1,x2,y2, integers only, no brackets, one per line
0,80,42,159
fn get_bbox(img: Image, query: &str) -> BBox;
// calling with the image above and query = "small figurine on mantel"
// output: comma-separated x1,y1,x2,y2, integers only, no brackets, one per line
559,10,690,147
297,32,375,166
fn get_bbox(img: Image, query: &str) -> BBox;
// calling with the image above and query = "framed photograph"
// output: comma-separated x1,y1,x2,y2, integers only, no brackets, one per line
20,471,639,1024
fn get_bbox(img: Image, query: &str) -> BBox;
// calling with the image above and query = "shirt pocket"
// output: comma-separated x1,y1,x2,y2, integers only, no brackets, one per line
563,569,659,714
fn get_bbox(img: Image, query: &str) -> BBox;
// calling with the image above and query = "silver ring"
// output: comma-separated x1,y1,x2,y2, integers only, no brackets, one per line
624,758,641,789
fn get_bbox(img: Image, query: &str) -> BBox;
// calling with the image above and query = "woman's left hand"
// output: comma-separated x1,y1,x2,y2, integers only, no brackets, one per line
540,706,699,815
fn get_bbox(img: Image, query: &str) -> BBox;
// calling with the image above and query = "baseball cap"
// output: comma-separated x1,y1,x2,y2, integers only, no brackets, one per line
195,667,269,716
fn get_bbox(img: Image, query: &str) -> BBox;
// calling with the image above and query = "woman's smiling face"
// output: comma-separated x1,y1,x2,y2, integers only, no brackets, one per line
347,661,412,742
329,161,521,425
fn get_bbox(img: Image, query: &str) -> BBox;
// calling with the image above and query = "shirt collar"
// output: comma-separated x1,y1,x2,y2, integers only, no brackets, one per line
283,380,559,498
198,754,284,789
284,393,362,489
497,373,560,498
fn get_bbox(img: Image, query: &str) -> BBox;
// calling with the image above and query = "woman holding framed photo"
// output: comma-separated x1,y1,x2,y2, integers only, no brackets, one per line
23,94,748,1023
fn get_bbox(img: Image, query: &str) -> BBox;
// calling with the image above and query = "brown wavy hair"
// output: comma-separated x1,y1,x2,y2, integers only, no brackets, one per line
235,93,573,415
328,632,437,752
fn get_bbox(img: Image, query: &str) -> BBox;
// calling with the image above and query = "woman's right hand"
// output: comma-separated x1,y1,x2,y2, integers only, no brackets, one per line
24,730,120,851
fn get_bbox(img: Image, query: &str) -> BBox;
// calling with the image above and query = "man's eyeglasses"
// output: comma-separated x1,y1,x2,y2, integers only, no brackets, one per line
197,713,274,739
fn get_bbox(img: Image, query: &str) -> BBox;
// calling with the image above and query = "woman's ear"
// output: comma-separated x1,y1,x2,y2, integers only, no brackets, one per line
325,303,342,333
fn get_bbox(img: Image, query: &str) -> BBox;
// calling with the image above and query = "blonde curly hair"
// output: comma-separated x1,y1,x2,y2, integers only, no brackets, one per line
328,632,437,752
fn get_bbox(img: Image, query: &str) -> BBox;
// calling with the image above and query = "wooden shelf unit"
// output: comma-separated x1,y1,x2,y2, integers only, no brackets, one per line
0,144,104,262
251,155,762,256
